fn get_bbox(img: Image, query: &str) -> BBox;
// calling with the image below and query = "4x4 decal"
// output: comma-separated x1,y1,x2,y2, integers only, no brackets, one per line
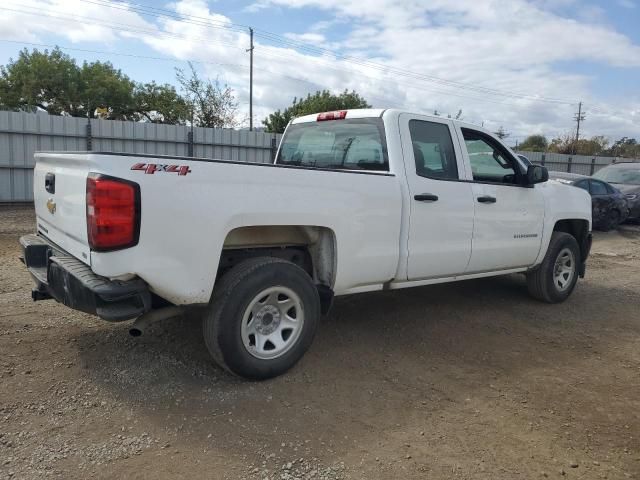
131,163,191,176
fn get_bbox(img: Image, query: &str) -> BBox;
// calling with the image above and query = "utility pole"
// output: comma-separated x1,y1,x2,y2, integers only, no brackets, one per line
573,101,585,154
247,27,254,131
494,126,509,140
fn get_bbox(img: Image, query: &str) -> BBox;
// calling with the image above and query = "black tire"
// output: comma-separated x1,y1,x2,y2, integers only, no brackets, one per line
203,257,320,380
601,210,621,232
526,232,580,303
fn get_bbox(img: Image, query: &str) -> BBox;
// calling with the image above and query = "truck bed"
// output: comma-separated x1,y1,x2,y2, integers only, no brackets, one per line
33,152,404,305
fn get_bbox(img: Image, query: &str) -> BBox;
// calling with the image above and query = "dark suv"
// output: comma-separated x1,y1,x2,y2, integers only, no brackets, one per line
593,162,640,222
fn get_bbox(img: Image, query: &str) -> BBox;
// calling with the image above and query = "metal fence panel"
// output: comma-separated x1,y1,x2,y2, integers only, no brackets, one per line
0,111,281,202
516,150,640,176
7,111,639,202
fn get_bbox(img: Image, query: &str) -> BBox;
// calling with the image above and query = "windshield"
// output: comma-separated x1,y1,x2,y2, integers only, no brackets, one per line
593,166,640,185
276,118,388,171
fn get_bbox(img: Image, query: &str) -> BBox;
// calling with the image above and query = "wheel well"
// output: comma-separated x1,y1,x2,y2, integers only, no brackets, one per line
553,219,590,262
219,226,337,309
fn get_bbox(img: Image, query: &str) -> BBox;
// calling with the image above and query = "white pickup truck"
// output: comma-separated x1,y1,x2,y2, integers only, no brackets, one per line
20,109,592,379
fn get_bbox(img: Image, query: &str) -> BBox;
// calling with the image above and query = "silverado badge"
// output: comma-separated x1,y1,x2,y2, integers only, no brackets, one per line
46,198,56,215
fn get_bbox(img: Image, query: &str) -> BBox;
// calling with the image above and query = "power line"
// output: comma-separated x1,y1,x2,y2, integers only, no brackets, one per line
81,0,249,33
0,39,247,71
14,0,577,106
0,6,246,53
123,0,575,104
0,39,404,110
0,7,558,111
244,46,560,109
0,38,477,125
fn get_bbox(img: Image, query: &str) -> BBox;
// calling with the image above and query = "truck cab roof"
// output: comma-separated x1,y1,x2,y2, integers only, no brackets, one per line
290,108,496,138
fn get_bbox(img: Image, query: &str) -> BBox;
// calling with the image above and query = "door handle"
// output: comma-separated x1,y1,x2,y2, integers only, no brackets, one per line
45,173,55,194
414,193,439,202
477,195,496,204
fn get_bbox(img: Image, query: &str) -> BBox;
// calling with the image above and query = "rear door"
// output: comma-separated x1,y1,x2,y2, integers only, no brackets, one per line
588,179,612,227
399,114,475,280
456,127,545,272
33,153,92,264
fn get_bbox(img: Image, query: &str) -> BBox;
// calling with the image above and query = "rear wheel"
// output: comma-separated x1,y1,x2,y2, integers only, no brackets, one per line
526,232,580,303
203,257,320,380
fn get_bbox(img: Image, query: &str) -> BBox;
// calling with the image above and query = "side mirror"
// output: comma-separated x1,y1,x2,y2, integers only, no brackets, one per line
526,165,548,185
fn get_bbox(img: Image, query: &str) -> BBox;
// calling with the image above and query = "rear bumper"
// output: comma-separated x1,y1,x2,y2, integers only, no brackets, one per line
19,234,151,321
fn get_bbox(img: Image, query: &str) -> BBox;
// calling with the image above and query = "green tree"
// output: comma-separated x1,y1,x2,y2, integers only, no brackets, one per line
263,89,371,133
605,137,640,158
548,134,573,154
133,82,189,124
0,47,81,115
77,60,136,119
0,47,192,124
175,63,239,128
549,134,609,155
518,134,548,152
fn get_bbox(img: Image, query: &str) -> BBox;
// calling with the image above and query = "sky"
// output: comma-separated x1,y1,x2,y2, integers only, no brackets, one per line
0,0,638,142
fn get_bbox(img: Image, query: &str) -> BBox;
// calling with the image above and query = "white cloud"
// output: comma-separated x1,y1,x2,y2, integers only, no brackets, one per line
284,32,326,44
0,0,155,44
617,0,636,8
0,0,638,139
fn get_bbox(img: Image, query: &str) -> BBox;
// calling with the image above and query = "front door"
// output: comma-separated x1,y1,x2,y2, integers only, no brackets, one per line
400,114,475,280
457,127,545,273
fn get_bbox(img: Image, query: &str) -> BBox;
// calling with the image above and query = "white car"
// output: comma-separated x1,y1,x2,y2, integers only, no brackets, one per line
20,109,592,379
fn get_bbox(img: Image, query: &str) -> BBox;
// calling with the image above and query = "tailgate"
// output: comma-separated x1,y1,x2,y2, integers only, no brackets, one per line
33,152,92,264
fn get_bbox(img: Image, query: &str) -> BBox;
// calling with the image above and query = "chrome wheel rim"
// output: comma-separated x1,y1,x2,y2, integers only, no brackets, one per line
240,286,305,360
553,247,575,292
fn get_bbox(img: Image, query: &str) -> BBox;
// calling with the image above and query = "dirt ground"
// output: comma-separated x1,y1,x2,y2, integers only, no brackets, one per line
1,205,639,480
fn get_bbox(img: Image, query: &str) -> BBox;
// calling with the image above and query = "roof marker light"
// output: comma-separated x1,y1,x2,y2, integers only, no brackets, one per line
317,110,347,121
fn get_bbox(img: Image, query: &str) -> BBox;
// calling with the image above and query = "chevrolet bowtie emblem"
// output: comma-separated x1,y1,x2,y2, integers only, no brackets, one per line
46,198,56,215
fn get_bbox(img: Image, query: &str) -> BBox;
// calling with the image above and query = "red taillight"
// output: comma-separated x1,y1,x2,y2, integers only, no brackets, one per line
86,175,140,251
317,110,347,121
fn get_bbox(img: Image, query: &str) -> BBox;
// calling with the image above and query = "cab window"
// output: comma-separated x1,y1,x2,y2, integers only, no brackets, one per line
277,119,388,171
408,120,458,180
461,128,520,185
590,180,608,196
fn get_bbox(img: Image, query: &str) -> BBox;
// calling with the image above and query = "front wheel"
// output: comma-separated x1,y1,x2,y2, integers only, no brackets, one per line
526,232,580,303
203,257,320,380
601,210,621,232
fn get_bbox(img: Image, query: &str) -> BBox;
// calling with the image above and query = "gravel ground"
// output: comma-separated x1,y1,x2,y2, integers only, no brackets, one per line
1,205,639,479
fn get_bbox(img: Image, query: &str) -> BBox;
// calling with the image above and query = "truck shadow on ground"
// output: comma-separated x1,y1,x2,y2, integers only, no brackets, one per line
71,271,639,450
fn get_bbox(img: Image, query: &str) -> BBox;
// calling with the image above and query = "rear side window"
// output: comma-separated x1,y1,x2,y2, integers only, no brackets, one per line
590,180,608,195
574,180,589,192
408,120,458,180
276,119,388,171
